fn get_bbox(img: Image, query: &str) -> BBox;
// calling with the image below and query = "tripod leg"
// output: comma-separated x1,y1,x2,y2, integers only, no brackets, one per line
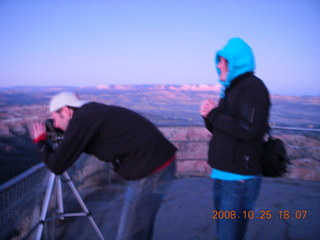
56,176,65,220
63,172,106,240
35,173,55,240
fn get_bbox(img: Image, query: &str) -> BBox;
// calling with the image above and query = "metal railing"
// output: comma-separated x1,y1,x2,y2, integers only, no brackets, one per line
0,164,48,240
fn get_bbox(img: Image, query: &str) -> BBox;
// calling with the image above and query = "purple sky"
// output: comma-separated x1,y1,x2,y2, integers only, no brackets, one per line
0,0,319,96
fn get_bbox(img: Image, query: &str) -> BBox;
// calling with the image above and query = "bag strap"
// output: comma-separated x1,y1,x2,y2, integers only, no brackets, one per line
266,124,271,133
265,123,272,139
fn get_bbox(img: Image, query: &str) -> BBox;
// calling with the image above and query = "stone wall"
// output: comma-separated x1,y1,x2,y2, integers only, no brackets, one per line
159,126,320,181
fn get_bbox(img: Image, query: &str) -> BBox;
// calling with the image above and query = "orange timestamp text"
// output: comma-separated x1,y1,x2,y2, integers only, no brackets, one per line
212,210,308,220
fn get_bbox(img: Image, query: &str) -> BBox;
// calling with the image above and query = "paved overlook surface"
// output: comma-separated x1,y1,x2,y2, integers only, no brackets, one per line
54,177,319,240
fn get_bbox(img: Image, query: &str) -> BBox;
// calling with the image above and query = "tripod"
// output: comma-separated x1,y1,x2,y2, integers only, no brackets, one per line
35,171,106,240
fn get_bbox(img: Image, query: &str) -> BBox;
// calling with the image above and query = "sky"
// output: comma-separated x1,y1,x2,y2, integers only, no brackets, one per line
0,0,319,96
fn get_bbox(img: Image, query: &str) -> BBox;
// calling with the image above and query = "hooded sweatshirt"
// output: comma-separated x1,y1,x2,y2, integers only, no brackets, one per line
204,38,270,176
216,38,255,98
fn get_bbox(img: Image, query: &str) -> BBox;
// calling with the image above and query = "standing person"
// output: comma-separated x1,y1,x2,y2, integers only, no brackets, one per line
32,91,177,240
200,38,270,240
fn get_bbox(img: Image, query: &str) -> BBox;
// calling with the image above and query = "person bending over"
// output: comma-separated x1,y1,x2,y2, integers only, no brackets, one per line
32,91,177,240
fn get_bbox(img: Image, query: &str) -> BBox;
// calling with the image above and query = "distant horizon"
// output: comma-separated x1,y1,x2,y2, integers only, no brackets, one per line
0,84,319,97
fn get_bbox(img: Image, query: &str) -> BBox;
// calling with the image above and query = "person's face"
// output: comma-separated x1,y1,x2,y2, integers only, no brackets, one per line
50,107,73,131
217,57,228,82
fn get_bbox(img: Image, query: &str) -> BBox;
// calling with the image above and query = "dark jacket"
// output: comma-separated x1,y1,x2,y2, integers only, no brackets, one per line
205,72,270,175
38,102,177,180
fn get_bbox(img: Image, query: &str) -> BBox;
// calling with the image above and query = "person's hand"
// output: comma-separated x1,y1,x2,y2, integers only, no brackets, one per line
200,99,216,117
31,122,46,141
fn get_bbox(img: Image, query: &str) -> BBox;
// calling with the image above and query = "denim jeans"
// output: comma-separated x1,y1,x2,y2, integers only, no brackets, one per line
213,177,262,240
116,161,176,240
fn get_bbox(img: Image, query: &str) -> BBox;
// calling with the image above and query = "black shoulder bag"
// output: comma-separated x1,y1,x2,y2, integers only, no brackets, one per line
260,126,290,177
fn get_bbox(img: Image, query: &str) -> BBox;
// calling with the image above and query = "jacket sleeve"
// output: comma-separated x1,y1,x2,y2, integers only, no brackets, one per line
206,83,269,141
203,108,221,133
37,114,102,175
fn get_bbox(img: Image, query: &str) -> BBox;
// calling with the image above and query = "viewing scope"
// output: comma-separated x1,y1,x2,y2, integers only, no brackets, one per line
45,118,64,144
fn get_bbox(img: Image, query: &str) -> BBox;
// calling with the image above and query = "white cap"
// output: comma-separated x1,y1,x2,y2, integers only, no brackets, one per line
49,91,88,113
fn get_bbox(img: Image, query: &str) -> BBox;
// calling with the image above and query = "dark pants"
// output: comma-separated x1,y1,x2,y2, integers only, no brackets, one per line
213,177,262,240
116,161,176,240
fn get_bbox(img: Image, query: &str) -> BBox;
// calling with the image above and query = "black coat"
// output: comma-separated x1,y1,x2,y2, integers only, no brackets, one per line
205,72,270,175
38,103,177,180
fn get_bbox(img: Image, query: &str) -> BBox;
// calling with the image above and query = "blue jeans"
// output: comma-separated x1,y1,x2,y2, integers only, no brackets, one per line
213,177,262,240
116,161,176,240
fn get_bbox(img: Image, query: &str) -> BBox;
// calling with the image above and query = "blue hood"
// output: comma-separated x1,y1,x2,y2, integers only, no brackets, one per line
216,38,255,98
